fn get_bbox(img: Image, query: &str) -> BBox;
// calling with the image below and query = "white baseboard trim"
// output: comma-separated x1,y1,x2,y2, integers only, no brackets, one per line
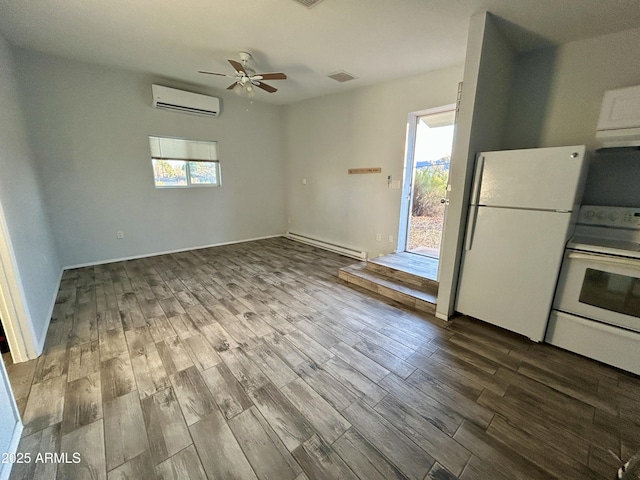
435,311,450,321
286,232,368,260
63,234,285,270
0,421,23,480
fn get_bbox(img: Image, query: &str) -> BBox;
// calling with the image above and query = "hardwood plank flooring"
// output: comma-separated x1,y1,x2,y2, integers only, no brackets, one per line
190,409,258,480
58,420,106,480
332,427,409,480
281,377,351,444
169,366,217,426
21,375,67,437
292,434,359,480
61,372,102,435
103,390,149,471
228,406,302,480
141,387,192,464
343,400,434,480
9,424,61,480
4,237,639,480
154,445,206,480
249,382,316,451
108,451,157,480
200,362,253,419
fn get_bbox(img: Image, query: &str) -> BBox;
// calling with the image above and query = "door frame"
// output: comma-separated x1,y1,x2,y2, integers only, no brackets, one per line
397,104,456,254
0,199,37,363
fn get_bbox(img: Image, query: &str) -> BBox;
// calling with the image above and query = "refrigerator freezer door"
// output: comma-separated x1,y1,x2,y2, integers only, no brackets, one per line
474,145,586,211
456,207,572,341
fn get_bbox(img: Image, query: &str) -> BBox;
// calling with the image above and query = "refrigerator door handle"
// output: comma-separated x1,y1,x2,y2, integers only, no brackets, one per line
465,205,478,251
470,155,485,206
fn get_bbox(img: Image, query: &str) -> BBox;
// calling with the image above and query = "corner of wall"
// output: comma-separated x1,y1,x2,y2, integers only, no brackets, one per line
437,11,519,319
0,34,64,362
35,266,64,356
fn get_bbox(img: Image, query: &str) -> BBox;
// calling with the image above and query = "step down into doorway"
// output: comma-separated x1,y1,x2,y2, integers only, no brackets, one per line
338,252,438,315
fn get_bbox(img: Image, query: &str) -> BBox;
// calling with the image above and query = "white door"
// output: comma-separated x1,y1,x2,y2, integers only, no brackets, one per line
474,145,586,210
398,106,456,259
456,207,571,341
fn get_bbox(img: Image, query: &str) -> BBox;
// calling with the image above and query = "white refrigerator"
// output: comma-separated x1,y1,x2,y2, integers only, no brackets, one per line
455,145,589,342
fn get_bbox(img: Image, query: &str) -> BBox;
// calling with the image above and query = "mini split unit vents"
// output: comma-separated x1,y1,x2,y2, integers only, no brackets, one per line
152,85,220,117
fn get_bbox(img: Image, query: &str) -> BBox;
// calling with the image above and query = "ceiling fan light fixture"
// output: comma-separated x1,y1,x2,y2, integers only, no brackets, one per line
199,52,287,96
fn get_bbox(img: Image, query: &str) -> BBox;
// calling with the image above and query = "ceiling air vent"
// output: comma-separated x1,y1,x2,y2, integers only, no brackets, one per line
328,71,358,83
292,0,325,7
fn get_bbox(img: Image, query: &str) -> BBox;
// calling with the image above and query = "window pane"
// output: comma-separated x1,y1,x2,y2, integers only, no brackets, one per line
152,159,187,187
189,161,218,185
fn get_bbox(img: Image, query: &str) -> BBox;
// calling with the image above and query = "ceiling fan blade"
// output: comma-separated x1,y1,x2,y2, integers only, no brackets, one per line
228,59,247,75
256,82,277,93
227,82,238,90
198,70,229,77
255,73,287,80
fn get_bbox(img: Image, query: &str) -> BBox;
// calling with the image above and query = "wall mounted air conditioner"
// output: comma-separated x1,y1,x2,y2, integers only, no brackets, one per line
596,84,640,148
152,84,220,117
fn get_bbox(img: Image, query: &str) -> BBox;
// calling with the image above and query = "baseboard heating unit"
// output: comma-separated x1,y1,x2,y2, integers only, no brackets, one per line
286,232,367,260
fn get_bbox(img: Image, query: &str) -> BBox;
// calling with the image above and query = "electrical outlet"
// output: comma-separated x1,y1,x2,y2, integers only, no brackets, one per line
388,235,394,243
376,233,382,241
302,178,307,185
116,231,124,239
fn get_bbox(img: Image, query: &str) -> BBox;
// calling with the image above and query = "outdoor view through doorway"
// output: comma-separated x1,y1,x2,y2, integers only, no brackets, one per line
407,109,455,258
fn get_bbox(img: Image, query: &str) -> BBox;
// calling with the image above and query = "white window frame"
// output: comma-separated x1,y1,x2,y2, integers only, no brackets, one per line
149,136,221,188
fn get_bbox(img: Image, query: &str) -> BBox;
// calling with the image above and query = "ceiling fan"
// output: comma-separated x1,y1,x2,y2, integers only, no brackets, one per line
199,52,287,97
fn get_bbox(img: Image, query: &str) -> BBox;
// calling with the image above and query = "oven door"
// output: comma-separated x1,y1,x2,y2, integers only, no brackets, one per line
554,249,640,332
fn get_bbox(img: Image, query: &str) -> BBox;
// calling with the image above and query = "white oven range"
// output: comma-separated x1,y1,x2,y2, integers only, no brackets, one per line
547,205,640,375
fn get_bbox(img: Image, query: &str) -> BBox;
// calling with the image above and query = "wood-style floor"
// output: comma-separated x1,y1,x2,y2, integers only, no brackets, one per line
4,237,639,480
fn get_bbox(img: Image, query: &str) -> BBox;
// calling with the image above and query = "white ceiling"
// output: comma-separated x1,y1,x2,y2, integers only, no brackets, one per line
1,0,639,105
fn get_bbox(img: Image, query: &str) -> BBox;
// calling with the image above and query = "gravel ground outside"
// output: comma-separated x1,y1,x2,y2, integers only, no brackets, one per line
408,212,445,252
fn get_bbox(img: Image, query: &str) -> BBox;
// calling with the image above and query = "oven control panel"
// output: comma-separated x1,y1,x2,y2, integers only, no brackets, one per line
579,205,640,228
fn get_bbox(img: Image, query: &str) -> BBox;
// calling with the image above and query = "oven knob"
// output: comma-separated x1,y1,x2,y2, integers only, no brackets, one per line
608,211,620,222
584,209,595,219
596,210,606,220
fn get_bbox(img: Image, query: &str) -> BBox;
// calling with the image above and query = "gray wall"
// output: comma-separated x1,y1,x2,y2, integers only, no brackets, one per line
283,65,463,259
503,26,640,206
0,32,60,470
14,49,287,267
0,35,61,349
582,149,640,207
437,12,516,319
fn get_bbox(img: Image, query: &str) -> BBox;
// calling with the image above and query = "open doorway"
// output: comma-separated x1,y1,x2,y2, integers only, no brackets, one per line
399,106,456,259
0,201,36,365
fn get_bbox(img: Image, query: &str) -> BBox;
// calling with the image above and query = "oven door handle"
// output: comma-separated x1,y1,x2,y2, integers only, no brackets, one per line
567,251,640,268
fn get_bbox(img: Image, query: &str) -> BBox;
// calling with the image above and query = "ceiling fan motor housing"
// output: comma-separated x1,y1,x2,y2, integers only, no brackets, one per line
199,51,286,94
